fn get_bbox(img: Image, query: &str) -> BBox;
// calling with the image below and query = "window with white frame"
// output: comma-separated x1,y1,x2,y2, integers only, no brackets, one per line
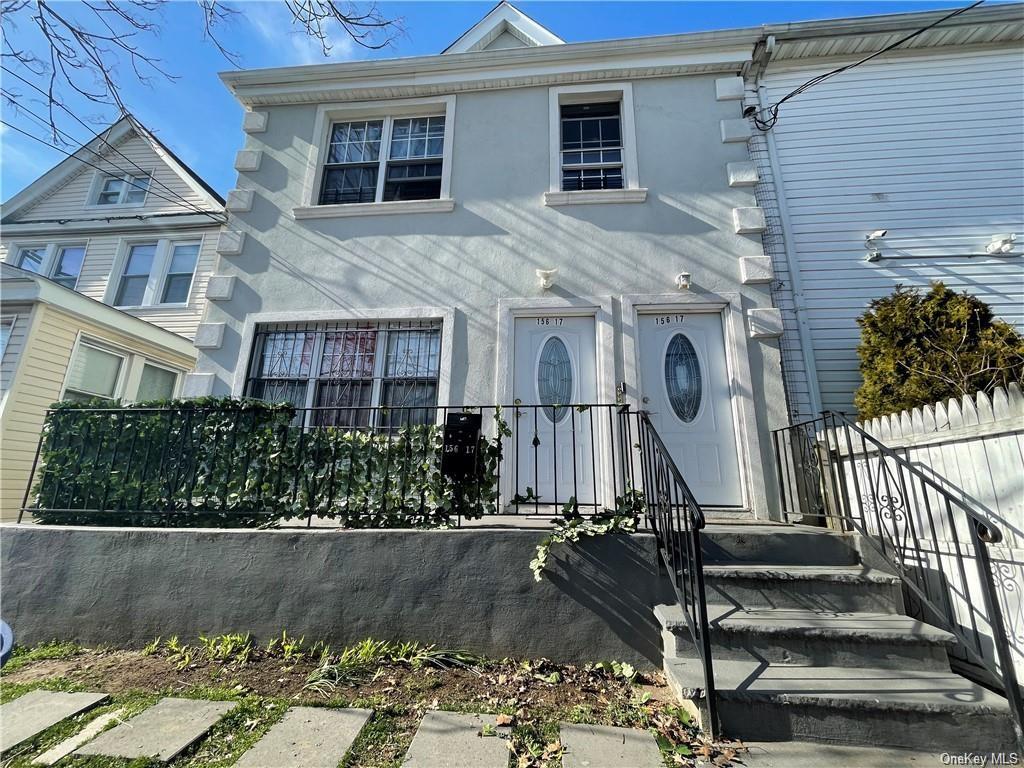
319,115,447,205
14,243,86,290
0,316,14,361
560,102,623,191
113,239,200,307
63,341,126,401
93,171,151,206
62,338,182,402
245,320,442,428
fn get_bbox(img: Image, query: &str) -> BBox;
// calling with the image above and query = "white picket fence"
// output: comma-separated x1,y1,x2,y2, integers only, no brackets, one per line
840,384,1024,683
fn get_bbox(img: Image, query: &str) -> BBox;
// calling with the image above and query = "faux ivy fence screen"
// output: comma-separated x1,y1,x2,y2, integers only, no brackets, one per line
28,398,506,528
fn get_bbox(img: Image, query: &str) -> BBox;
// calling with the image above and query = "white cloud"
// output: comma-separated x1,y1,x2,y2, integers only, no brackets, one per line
245,2,357,66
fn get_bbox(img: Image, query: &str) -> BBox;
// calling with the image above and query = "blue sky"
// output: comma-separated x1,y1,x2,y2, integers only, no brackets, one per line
0,1,997,200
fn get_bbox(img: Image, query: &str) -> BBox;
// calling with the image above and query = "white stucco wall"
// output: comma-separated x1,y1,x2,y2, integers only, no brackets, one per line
196,73,788,516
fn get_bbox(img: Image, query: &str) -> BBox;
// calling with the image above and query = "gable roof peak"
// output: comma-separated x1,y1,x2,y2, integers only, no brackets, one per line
443,1,564,54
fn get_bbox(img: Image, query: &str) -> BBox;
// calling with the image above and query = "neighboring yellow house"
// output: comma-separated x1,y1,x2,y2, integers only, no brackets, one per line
0,116,225,519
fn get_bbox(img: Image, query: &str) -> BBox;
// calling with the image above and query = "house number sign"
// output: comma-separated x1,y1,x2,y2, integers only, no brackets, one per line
441,412,483,479
654,315,688,325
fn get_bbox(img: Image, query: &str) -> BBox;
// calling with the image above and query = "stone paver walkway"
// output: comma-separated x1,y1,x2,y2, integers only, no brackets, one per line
0,690,109,752
402,711,510,768
32,708,126,766
74,697,236,761
234,706,373,768
560,723,664,768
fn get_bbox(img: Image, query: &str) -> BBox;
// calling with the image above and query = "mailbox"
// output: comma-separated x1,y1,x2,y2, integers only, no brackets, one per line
441,412,483,479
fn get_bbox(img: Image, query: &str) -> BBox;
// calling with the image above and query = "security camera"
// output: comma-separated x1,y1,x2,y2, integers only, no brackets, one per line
865,230,887,241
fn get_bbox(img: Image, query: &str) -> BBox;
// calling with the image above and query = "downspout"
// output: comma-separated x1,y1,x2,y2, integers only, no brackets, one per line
750,33,824,417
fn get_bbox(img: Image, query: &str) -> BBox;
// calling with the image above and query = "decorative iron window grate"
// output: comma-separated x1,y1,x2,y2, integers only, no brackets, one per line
245,319,442,428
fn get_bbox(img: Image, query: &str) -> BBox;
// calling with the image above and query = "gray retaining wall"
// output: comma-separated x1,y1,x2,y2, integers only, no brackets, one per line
0,525,674,667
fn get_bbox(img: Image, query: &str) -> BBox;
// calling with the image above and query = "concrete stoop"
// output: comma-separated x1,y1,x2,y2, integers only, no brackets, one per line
659,524,1018,752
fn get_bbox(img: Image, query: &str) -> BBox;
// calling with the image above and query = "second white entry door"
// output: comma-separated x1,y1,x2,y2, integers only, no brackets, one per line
638,312,743,507
512,316,598,506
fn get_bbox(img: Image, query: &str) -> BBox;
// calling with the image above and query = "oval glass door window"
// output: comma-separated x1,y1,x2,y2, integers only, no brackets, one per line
538,336,573,423
664,333,702,423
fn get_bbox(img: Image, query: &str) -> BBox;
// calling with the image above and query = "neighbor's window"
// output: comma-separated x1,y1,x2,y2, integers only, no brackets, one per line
15,244,85,290
246,320,442,428
560,102,623,192
94,172,151,206
319,115,446,206
0,317,14,361
113,239,200,307
136,362,178,401
64,342,125,401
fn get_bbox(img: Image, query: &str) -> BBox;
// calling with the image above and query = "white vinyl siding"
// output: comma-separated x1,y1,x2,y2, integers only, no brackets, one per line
763,47,1024,415
16,134,211,220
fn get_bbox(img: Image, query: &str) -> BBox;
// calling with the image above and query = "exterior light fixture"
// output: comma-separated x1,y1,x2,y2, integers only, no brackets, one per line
986,233,1017,255
674,272,691,290
864,230,887,262
536,268,558,289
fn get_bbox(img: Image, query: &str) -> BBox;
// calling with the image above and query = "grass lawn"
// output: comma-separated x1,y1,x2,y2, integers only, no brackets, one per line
0,636,744,767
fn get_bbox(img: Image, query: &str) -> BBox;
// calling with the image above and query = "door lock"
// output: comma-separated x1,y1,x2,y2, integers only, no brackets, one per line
642,396,650,404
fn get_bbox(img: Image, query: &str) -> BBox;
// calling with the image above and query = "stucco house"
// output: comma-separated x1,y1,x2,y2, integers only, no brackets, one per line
191,1,786,519
0,115,225,517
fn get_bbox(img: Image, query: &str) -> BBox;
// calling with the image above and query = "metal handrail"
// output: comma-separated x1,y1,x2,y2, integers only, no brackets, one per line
772,409,1024,748
636,411,717,736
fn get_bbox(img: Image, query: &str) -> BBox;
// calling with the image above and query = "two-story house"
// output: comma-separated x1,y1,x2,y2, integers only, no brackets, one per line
190,1,788,519
0,115,225,517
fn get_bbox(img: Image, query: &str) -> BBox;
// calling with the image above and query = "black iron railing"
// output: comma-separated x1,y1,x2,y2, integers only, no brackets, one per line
20,402,643,525
636,411,717,735
773,411,1024,747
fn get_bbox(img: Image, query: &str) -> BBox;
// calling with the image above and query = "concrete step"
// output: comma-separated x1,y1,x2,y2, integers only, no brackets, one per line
234,707,372,768
75,697,237,761
560,723,664,767
725,740,941,767
701,524,860,567
656,604,955,671
0,691,110,752
704,565,904,613
665,655,1016,753
402,711,510,768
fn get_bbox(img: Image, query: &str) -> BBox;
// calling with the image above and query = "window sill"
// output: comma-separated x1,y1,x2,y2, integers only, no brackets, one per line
293,199,456,220
543,188,648,206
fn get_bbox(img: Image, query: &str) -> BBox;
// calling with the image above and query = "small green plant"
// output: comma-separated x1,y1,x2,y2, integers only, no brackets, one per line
591,660,637,683
198,633,254,664
141,637,162,656
3,641,81,673
855,282,1024,419
529,487,644,582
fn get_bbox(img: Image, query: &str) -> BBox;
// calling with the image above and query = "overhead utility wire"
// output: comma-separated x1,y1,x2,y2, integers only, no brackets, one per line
0,119,226,224
750,0,986,131
0,69,215,218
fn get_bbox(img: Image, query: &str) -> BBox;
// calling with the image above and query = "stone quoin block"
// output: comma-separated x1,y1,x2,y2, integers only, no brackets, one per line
748,308,784,339
715,76,746,101
242,111,268,133
720,118,753,143
727,161,759,187
733,207,767,234
234,149,262,172
225,189,254,212
740,256,774,284
204,275,236,301
181,373,215,397
193,323,226,350
215,230,245,256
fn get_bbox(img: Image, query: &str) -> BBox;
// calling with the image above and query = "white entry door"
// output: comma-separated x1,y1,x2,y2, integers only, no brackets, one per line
512,316,598,506
638,312,743,507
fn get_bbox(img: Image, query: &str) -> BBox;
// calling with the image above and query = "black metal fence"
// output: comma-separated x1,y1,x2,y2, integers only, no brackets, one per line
773,411,1024,747
21,402,645,526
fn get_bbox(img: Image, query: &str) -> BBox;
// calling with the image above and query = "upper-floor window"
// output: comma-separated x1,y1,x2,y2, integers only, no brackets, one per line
15,243,86,290
93,172,151,206
319,115,446,206
112,238,200,308
560,102,623,192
